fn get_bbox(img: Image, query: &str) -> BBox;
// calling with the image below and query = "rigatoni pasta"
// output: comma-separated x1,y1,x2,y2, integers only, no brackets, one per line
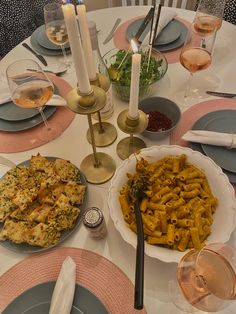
119,154,218,252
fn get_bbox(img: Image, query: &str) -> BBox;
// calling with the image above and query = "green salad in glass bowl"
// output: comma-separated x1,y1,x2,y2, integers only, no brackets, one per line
103,47,168,102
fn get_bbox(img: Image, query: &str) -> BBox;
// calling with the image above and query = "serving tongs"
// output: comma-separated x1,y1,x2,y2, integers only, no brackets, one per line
131,176,147,310
133,189,145,310
147,3,162,71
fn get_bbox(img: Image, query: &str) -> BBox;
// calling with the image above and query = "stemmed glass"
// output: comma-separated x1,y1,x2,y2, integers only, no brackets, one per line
169,243,236,313
179,23,217,108
44,2,71,70
194,0,226,36
6,59,61,141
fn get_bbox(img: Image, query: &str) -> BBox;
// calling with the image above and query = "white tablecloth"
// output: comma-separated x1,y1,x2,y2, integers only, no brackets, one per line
0,6,236,314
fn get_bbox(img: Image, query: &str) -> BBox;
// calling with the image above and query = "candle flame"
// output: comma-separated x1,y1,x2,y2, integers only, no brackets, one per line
130,39,139,53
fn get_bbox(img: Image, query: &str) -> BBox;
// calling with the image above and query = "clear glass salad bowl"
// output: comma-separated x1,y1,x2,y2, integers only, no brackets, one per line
103,47,168,102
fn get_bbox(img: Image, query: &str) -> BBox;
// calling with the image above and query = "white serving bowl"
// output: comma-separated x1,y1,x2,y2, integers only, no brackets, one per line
108,145,236,263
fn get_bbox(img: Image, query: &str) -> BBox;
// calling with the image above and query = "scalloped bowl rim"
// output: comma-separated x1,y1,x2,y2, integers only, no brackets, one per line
108,145,236,263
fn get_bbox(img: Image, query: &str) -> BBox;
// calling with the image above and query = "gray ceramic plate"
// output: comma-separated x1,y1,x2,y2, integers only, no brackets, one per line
154,19,188,52
201,112,236,173
0,106,56,132
191,110,236,183
36,25,70,51
126,18,181,45
0,157,88,253
0,85,59,122
30,26,70,56
2,281,108,314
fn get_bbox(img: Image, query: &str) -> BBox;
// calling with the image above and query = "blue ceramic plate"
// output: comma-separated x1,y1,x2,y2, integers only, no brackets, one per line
191,110,236,183
2,281,108,314
0,157,88,253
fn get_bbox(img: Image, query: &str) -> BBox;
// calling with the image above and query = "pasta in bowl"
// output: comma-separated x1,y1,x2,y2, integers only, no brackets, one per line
108,145,236,263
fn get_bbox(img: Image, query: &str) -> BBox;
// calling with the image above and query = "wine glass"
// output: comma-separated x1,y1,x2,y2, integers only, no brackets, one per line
179,24,217,108
6,59,62,141
169,243,236,313
44,2,71,70
194,0,226,36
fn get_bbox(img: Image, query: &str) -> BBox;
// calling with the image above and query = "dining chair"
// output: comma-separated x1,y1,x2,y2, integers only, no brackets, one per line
108,0,192,9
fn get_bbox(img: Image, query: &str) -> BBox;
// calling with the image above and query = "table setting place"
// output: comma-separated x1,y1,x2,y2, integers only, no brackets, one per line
1,0,236,313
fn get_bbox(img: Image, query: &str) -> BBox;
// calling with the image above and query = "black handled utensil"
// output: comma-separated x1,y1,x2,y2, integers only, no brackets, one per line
134,189,145,310
134,7,154,41
206,91,236,98
22,43,48,66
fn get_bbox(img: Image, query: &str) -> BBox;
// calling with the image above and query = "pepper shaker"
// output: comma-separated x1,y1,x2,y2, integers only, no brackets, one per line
83,207,107,239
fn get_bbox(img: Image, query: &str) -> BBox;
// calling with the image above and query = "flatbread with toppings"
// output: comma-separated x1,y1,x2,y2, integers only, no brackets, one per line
0,154,87,249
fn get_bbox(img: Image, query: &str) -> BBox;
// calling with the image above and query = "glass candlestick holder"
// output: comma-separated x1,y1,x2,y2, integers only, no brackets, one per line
116,109,148,160
65,85,116,184
87,73,117,147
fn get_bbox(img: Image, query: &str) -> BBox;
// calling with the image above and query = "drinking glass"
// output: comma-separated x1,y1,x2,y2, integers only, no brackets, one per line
169,243,236,313
179,23,216,107
194,0,226,36
44,2,70,70
6,59,61,141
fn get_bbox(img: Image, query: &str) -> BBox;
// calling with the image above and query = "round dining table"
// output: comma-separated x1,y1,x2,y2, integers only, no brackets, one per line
0,5,236,314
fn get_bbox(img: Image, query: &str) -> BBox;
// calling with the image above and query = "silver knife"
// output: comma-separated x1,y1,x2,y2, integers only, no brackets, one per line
22,43,48,66
134,7,154,41
206,91,236,98
103,18,122,45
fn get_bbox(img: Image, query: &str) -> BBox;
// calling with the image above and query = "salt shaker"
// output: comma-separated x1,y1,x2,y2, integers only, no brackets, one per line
83,207,107,239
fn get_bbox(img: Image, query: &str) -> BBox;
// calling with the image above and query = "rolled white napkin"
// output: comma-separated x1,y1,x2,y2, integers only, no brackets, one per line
182,130,236,149
141,10,177,47
49,256,76,314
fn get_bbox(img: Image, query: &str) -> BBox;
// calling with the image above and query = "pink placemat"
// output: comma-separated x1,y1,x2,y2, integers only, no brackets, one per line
170,98,236,192
0,75,75,153
113,17,191,64
0,247,147,314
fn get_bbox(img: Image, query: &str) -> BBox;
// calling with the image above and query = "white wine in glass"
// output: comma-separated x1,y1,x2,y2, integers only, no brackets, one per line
170,243,236,313
6,59,62,141
44,2,70,70
194,0,226,36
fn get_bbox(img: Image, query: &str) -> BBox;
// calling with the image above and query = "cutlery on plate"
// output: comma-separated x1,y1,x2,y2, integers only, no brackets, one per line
22,43,48,66
27,67,67,76
206,91,236,98
134,7,154,41
103,18,122,45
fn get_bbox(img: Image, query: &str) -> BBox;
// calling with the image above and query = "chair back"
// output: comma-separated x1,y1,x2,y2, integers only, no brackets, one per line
108,0,189,9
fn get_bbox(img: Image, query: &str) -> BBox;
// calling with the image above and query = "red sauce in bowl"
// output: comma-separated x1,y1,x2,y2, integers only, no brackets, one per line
146,111,172,132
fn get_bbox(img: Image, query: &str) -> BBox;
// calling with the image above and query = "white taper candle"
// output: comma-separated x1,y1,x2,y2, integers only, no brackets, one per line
76,4,97,81
62,4,91,94
128,42,141,119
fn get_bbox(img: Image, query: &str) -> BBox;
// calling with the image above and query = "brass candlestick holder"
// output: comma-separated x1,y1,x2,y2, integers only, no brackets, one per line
65,85,116,184
87,73,117,147
117,109,148,160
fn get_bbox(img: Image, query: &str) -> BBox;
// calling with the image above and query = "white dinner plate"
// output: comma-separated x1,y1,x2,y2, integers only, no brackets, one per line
191,110,236,175
0,157,88,253
108,145,236,263
2,281,108,314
